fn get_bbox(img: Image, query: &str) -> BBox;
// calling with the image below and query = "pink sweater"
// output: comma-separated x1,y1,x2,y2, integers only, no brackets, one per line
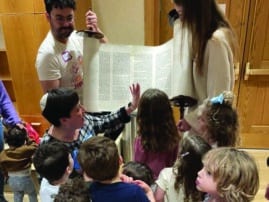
134,136,178,180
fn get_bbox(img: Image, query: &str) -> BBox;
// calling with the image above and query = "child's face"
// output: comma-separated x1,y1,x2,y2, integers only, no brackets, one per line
197,111,208,134
196,166,218,195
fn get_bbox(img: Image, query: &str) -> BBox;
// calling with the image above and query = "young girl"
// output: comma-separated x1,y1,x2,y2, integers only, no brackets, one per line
134,88,180,179
183,91,239,147
196,147,259,202
155,134,211,202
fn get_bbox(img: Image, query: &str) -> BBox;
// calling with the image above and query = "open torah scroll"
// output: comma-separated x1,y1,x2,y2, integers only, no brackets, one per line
82,22,191,111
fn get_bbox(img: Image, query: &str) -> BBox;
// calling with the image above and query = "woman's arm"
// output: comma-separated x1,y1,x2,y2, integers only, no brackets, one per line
0,81,21,126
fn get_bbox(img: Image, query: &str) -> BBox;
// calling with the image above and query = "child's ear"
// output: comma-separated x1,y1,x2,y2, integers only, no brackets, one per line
60,117,69,126
66,164,73,175
83,172,93,182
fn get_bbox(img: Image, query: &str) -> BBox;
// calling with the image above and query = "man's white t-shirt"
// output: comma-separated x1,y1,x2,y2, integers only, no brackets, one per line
36,31,83,98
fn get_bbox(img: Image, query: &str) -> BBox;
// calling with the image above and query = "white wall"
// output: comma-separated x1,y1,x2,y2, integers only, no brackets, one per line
92,0,144,45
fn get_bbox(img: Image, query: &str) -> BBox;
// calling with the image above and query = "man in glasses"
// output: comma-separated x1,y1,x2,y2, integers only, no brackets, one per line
36,0,107,100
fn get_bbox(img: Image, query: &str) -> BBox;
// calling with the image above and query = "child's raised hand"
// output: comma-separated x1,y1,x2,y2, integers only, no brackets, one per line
126,83,140,114
130,83,140,108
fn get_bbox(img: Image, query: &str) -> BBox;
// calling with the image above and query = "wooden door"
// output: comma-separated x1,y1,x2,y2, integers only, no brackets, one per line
237,0,269,148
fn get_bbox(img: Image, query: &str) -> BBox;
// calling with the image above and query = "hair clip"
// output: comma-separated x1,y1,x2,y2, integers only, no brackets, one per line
210,94,224,104
181,152,190,158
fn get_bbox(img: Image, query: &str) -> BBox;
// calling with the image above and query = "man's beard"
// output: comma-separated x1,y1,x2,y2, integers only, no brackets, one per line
56,26,74,40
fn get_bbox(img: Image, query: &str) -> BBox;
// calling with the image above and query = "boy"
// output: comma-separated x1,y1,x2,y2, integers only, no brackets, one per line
33,142,74,202
0,126,38,202
78,136,154,202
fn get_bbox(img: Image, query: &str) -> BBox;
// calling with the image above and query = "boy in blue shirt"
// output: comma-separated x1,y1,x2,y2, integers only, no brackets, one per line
78,136,154,202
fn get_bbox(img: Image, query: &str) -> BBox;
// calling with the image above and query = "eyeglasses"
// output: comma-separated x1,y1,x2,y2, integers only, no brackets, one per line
50,14,74,24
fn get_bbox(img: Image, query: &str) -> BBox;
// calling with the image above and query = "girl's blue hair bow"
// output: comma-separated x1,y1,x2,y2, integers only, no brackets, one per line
210,93,224,104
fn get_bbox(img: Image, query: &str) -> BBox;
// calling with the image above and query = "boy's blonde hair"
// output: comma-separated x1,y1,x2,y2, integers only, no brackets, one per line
203,147,259,202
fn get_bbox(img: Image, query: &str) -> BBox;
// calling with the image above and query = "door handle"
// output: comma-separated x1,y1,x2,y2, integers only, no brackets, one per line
244,62,269,80
234,62,240,80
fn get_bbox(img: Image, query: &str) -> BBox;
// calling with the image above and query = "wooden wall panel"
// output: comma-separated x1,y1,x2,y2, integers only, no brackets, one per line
1,14,43,115
144,0,160,45
0,0,93,136
0,0,34,13
34,0,45,13
75,0,92,30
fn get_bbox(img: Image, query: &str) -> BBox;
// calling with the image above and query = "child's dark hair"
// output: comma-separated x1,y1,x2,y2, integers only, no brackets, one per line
41,88,79,127
33,142,70,184
5,126,27,147
173,134,211,201
136,88,180,152
122,161,154,186
54,177,91,202
44,0,76,14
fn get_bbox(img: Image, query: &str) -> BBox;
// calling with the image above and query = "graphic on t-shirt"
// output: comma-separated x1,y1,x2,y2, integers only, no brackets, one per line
71,55,83,89
62,51,73,62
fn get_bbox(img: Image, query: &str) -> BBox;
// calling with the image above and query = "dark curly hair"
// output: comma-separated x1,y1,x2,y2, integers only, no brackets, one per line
54,177,91,202
206,102,239,147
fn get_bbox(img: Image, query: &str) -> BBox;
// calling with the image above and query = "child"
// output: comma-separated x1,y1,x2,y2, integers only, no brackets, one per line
180,91,239,147
155,134,211,202
122,161,155,189
0,80,23,202
33,142,74,202
0,126,38,202
78,136,154,202
196,147,259,202
134,88,180,179
53,177,91,202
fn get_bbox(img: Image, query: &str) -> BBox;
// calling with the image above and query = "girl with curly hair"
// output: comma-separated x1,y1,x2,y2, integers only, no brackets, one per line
196,147,259,202
183,91,239,147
